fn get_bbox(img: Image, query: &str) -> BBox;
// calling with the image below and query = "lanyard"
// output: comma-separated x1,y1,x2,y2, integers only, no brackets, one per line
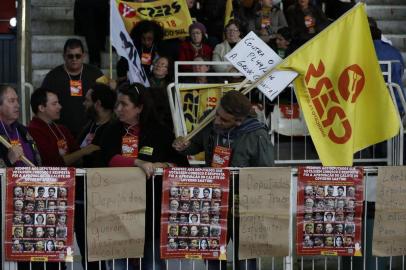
64,65,83,81
47,122,66,142
0,120,20,142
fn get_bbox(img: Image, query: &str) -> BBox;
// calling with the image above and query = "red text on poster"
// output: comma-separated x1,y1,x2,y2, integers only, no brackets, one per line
5,167,76,262
160,167,230,260
297,166,363,256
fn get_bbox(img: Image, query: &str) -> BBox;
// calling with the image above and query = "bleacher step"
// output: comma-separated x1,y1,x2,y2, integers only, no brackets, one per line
32,36,87,53
366,0,405,5
385,34,406,51
377,20,406,34
31,6,74,21
32,20,74,35
366,5,406,20
31,0,75,7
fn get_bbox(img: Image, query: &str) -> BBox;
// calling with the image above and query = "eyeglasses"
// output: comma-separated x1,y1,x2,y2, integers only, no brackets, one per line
66,54,82,60
226,29,239,33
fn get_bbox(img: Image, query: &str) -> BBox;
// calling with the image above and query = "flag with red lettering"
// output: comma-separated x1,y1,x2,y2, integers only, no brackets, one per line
277,3,399,165
110,0,150,86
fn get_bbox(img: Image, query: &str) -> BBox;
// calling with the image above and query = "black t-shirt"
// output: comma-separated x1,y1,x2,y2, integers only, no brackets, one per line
41,64,103,138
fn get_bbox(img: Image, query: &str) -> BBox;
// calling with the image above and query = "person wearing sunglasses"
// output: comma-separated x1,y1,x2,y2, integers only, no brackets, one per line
41,38,103,138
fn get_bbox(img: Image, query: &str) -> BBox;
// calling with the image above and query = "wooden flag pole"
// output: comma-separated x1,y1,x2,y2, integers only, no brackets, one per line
0,136,35,167
184,78,250,141
184,61,281,141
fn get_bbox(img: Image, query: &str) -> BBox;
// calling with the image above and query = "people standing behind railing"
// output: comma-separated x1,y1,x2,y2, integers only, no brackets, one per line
172,90,274,270
41,38,103,138
0,84,41,167
117,20,164,81
212,19,242,73
28,88,100,167
78,82,117,167
285,0,329,45
178,22,213,72
0,84,59,270
75,82,117,270
95,82,189,270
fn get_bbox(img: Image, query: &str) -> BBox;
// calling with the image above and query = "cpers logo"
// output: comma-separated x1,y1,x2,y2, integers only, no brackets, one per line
119,1,181,18
118,3,136,18
305,60,365,144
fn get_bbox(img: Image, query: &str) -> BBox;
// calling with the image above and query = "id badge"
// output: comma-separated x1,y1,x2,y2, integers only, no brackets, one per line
122,135,139,158
261,17,271,28
211,146,232,168
70,80,83,96
80,132,95,148
10,139,21,147
57,139,68,156
141,52,152,65
304,15,315,28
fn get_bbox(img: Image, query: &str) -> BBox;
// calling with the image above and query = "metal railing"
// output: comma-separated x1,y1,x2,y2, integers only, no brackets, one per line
1,167,405,270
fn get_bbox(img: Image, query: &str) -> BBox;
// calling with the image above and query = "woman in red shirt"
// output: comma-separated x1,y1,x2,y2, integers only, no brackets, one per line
178,22,213,72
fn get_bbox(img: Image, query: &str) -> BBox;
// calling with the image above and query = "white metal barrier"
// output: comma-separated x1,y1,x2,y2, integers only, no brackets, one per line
2,167,406,270
171,60,405,166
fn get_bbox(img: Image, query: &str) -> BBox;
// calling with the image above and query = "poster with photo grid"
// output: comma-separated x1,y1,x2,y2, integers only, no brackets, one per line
5,167,76,262
160,167,230,260
297,166,364,256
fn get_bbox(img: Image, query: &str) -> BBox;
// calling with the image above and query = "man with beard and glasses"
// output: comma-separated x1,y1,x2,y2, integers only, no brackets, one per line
173,90,274,270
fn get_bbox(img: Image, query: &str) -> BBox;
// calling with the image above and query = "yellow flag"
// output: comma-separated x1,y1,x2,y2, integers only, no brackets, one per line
180,84,234,132
278,3,400,166
224,0,234,26
116,0,192,39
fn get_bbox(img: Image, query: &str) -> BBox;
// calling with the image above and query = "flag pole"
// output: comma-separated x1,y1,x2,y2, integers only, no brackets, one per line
183,4,365,141
184,78,250,141
0,136,35,166
109,0,113,79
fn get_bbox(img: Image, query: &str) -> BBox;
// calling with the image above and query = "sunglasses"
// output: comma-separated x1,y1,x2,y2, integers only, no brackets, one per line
66,54,82,60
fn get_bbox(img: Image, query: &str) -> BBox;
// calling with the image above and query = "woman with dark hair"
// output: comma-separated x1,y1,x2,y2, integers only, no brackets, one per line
148,56,173,89
98,82,188,269
116,20,164,80
98,82,186,170
286,0,329,44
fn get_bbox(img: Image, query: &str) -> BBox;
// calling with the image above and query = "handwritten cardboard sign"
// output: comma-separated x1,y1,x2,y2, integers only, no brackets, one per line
225,31,298,101
373,166,406,256
239,167,291,259
86,168,146,261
